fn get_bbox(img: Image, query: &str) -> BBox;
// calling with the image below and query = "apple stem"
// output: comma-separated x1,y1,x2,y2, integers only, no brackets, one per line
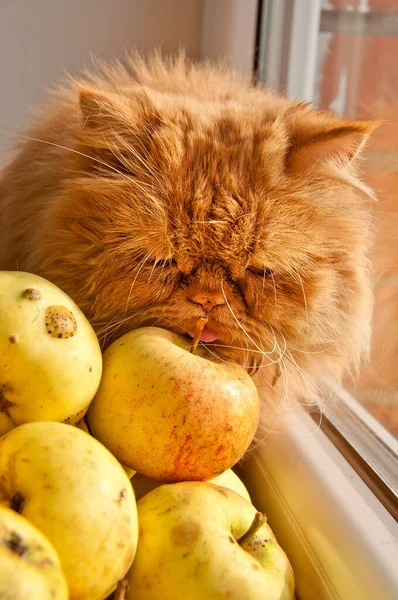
114,577,128,600
237,511,267,548
190,317,208,354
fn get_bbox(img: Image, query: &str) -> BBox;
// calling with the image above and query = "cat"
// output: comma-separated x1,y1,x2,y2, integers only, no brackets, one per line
0,51,379,422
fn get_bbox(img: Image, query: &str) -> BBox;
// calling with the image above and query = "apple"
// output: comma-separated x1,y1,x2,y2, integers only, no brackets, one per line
0,504,68,600
212,469,251,502
0,422,139,600
0,271,102,434
121,465,136,480
78,419,136,479
126,481,295,600
77,418,90,433
131,468,251,502
88,327,260,482
0,411,14,437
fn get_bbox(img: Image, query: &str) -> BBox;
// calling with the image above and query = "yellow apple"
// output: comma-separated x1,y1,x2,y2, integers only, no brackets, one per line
211,469,251,502
0,271,102,434
0,422,139,600
131,468,251,502
0,504,68,600
0,411,14,436
88,327,260,482
126,481,295,600
121,465,136,479
77,419,90,433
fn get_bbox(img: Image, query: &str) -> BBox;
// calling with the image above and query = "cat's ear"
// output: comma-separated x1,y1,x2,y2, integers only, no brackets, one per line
287,120,380,175
79,87,130,139
78,88,129,149
78,86,161,150
80,88,116,127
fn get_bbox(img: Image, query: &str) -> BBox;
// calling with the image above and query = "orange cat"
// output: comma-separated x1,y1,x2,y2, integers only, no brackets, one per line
0,51,379,414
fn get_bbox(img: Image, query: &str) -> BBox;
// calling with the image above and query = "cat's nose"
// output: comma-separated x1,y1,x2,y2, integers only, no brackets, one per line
189,292,226,314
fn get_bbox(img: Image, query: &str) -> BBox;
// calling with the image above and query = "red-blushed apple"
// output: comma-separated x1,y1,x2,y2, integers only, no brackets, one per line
88,327,260,482
126,481,295,600
77,419,136,479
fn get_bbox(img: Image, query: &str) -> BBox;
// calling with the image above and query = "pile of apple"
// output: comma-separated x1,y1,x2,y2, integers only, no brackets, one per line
0,271,295,600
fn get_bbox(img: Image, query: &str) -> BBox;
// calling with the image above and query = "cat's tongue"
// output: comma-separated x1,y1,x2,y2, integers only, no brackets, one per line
189,329,218,343
198,330,218,343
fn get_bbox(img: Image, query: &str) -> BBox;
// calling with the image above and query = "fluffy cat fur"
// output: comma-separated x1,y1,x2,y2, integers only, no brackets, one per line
0,51,379,423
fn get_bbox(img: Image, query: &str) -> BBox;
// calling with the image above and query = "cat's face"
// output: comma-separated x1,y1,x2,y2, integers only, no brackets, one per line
34,76,377,383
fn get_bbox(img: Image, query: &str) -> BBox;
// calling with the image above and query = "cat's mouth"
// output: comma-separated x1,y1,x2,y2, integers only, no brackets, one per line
130,316,223,346
187,328,219,343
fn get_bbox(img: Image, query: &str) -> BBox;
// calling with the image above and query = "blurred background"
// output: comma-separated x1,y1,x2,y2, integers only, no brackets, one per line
0,0,257,155
0,0,396,439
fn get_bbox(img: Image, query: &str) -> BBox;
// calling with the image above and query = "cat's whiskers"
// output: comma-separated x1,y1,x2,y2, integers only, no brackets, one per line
146,249,172,284
96,305,163,347
117,172,160,200
283,350,326,410
207,343,283,371
209,343,273,355
282,350,330,434
99,314,132,348
269,326,287,363
247,357,290,450
192,220,225,225
145,313,277,369
201,342,269,373
288,343,337,355
138,312,190,336
244,337,252,371
198,343,233,363
270,269,278,309
4,132,137,183
95,318,126,337
220,280,281,364
2,131,162,206
96,306,157,337
134,310,274,369
109,128,163,187
97,319,133,342
94,312,136,335
242,332,313,450
97,318,130,348
290,266,309,324
123,250,155,319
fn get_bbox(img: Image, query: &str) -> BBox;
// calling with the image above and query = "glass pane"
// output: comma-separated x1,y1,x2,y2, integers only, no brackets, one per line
257,0,398,444
315,0,398,439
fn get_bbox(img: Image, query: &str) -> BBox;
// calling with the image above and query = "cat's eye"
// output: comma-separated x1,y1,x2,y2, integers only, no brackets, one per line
247,266,274,278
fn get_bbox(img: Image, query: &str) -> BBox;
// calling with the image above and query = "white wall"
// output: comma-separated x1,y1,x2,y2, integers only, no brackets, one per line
200,0,258,77
0,0,201,156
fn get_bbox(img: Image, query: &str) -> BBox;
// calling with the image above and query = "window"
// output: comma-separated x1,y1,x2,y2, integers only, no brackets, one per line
241,2,398,597
256,0,398,481
257,0,398,440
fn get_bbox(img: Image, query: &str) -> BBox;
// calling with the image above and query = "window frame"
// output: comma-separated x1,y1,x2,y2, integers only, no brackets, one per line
312,379,398,521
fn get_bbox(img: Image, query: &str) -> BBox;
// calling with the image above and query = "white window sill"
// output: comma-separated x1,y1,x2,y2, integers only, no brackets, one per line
239,406,398,600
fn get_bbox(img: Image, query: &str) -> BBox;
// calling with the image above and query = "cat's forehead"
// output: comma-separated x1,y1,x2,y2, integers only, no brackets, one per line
176,221,253,273
127,99,312,270
167,188,259,274
153,117,288,272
